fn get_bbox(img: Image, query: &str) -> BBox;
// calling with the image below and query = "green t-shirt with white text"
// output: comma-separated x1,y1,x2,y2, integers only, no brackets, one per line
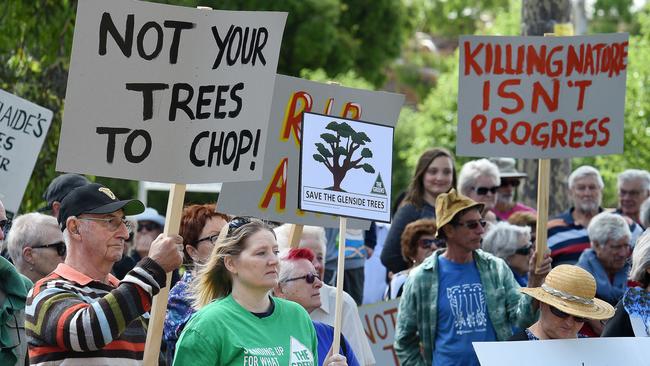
174,295,317,366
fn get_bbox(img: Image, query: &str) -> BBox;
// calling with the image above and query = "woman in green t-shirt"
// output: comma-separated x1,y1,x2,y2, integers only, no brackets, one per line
174,217,346,366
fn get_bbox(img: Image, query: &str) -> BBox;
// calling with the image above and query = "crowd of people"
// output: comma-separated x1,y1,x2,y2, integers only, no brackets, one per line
1,148,650,365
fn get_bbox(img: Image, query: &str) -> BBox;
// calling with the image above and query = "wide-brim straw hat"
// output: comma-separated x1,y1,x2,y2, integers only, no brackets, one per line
520,265,615,320
435,189,485,236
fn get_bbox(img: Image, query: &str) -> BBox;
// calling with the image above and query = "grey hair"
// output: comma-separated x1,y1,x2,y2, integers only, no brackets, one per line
640,198,650,229
587,211,631,248
568,165,604,189
274,224,326,255
7,213,60,264
617,169,650,192
630,230,650,287
481,221,531,259
277,253,307,284
457,159,501,196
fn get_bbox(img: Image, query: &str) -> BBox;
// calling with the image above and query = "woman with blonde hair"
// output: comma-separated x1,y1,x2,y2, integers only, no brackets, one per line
173,217,326,365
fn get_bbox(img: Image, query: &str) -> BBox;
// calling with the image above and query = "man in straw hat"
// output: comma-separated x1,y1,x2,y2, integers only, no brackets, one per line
510,265,615,340
395,189,552,366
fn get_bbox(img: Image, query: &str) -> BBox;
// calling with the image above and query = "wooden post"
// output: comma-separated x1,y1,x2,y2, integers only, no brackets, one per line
288,224,304,248
535,160,550,268
331,217,347,354
143,183,186,366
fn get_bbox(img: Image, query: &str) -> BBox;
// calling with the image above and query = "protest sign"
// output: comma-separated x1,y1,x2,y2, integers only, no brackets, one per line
56,0,287,183
457,33,628,159
473,337,649,366
358,299,400,366
0,89,53,213
217,74,404,228
298,112,393,222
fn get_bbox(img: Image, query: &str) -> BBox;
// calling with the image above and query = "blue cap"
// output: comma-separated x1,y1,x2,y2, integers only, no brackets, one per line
129,207,165,227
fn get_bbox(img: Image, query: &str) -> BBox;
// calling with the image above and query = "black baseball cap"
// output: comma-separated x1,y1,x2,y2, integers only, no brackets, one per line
43,174,91,211
58,183,145,231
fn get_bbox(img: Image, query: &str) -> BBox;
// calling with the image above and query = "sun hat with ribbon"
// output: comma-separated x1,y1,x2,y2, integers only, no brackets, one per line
520,264,615,320
435,189,485,236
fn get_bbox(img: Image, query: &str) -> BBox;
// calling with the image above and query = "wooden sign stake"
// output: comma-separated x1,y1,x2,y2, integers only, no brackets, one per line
331,217,347,354
288,224,304,249
143,183,186,366
535,159,550,269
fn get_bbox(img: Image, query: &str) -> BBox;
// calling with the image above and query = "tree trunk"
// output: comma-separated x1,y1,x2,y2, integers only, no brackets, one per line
519,0,573,217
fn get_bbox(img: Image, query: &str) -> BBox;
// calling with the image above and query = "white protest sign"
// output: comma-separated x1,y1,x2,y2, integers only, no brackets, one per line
299,112,392,222
217,75,404,228
57,0,287,183
358,299,400,366
457,33,628,158
473,337,650,366
0,89,53,213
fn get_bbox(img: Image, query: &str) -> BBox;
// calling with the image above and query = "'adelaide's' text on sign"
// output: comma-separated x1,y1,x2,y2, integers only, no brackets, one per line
457,33,628,159
57,0,286,183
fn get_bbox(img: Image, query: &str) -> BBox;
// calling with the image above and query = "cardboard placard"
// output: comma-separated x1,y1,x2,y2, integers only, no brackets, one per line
0,89,53,213
457,34,628,158
57,0,287,183
358,299,400,366
473,337,650,366
217,75,404,228
298,112,393,222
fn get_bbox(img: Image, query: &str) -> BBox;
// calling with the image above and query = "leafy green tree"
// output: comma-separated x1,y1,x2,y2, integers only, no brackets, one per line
312,121,374,191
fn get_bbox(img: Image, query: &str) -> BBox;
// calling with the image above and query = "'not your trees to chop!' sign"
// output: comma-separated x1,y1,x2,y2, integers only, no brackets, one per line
57,0,286,183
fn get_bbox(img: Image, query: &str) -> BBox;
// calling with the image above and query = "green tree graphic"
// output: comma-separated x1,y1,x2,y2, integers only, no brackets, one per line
312,121,375,191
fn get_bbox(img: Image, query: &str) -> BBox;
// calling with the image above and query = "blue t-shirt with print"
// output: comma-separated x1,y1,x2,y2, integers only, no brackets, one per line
433,256,497,366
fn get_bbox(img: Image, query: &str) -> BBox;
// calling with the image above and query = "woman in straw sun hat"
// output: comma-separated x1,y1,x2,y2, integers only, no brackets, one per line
509,264,615,340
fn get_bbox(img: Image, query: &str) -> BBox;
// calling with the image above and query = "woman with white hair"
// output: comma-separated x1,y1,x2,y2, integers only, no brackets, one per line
602,230,650,337
481,222,532,286
457,159,500,224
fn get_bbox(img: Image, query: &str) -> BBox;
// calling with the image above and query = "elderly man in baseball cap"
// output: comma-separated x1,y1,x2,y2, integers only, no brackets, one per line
490,158,536,221
26,183,183,365
395,189,552,366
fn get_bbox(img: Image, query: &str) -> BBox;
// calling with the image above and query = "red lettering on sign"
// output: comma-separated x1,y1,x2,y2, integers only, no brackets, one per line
281,92,312,146
259,158,288,211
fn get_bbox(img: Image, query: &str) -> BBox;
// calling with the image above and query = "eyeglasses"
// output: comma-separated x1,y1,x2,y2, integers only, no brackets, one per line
418,238,437,249
196,233,220,245
500,179,520,188
549,305,588,323
226,216,253,235
473,186,498,195
138,221,162,232
283,273,321,284
79,216,133,232
454,219,487,230
31,241,67,257
514,243,533,256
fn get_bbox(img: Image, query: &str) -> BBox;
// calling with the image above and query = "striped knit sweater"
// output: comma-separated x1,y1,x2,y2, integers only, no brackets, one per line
26,258,166,365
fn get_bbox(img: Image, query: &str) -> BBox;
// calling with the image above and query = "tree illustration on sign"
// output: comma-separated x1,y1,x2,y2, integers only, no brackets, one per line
312,121,375,191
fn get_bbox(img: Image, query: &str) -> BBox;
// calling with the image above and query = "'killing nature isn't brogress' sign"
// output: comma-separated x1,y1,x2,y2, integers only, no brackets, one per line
457,33,628,159
57,0,286,183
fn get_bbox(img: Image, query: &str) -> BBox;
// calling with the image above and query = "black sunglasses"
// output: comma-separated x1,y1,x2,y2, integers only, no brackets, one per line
549,305,588,323
418,238,436,249
474,186,498,195
137,222,162,232
514,243,533,256
31,241,67,257
500,179,520,188
283,273,321,284
455,219,487,230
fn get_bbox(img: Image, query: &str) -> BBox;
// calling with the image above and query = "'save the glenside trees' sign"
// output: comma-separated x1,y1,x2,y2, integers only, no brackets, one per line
457,33,628,159
57,0,286,183
298,112,393,223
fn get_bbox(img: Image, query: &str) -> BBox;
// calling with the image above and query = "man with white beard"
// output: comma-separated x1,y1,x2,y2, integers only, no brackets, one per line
547,166,642,266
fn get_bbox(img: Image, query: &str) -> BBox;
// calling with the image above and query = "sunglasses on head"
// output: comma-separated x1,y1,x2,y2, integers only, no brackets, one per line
514,243,533,256
418,238,437,249
549,305,588,323
283,273,321,284
226,216,254,234
455,219,487,230
500,179,520,188
474,186,498,195
137,222,161,232
31,241,67,257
